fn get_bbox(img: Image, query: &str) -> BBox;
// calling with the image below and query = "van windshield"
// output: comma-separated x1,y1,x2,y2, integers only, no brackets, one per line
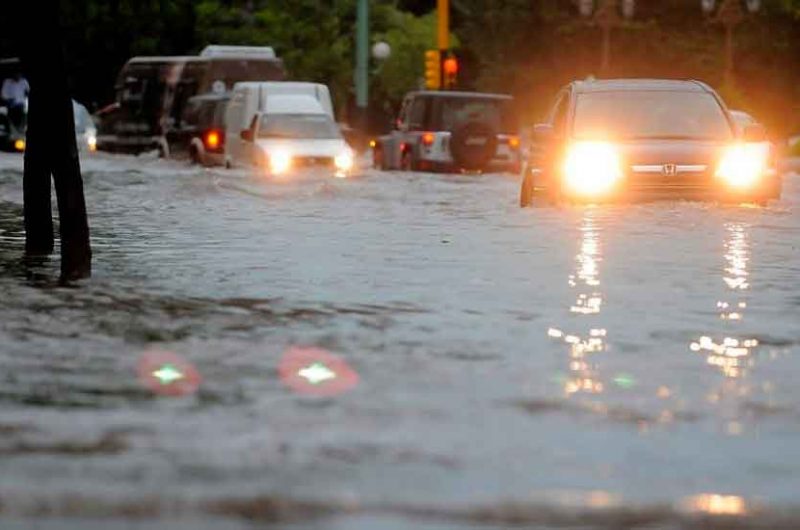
258,114,341,139
204,59,286,92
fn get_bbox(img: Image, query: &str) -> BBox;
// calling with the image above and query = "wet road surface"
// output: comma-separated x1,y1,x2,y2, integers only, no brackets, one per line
1,152,799,528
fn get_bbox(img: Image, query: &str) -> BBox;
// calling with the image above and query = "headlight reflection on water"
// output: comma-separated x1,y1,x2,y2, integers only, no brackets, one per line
279,346,359,397
549,212,608,396
691,223,758,380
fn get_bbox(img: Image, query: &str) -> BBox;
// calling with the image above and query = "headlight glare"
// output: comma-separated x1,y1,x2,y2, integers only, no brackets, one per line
334,150,354,172
716,143,768,189
269,149,292,175
563,141,622,196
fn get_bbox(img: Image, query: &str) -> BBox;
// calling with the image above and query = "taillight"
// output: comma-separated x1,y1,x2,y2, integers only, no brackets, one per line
421,132,435,146
204,129,222,150
508,135,520,149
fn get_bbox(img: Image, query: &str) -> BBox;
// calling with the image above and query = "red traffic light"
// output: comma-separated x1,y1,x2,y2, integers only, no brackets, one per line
443,57,458,75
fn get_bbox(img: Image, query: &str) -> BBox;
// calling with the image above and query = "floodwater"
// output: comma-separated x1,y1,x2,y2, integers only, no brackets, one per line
0,152,799,529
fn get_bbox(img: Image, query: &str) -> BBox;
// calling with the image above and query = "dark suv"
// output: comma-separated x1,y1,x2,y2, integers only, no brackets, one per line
520,79,780,206
167,93,229,166
374,91,521,173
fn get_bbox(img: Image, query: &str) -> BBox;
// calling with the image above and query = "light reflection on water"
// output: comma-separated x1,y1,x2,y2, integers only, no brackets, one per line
691,222,758,379
550,210,607,396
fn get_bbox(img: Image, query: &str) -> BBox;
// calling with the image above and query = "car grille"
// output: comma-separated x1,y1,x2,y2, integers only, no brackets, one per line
293,156,334,167
627,164,713,190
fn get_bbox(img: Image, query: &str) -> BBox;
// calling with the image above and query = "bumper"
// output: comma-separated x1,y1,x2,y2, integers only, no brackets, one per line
546,171,782,203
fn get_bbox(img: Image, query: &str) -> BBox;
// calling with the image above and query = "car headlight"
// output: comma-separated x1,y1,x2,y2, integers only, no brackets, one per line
86,132,97,152
268,149,292,175
715,143,768,189
563,141,622,196
334,150,354,172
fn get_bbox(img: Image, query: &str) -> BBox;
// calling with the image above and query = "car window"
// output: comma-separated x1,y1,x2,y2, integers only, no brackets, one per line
573,90,733,140
432,97,516,133
397,96,412,129
408,98,426,130
258,114,342,139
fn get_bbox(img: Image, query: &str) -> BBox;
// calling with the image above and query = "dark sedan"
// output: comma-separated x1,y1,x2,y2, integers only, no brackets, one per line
520,79,780,206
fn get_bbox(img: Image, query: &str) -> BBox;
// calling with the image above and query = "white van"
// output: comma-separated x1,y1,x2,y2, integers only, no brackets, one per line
224,82,353,176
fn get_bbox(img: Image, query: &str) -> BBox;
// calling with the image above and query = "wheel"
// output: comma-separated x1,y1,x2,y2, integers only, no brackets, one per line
189,146,200,165
157,140,170,158
520,171,535,208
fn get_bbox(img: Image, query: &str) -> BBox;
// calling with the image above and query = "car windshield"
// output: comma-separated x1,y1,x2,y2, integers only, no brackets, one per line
434,97,517,133
258,114,341,139
573,90,733,140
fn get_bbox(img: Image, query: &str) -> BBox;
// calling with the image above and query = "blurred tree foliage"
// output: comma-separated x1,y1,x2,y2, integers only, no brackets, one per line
453,0,800,136
0,0,797,134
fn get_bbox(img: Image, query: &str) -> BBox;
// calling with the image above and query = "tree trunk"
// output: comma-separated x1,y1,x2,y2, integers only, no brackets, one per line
21,0,91,280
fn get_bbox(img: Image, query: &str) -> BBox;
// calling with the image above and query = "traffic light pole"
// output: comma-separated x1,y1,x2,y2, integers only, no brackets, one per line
437,0,449,50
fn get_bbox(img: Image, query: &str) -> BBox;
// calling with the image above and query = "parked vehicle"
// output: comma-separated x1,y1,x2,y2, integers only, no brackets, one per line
373,91,521,173
224,81,353,177
729,109,757,134
166,93,229,166
519,79,781,206
1,98,97,154
96,46,285,156
0,57,26,152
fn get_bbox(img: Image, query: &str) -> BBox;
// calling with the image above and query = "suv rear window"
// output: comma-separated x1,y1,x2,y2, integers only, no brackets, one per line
573,90,733,140
428,97,517,133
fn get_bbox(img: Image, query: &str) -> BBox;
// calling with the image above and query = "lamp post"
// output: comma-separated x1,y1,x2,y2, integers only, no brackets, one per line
580,0,635,76
704,0,761,86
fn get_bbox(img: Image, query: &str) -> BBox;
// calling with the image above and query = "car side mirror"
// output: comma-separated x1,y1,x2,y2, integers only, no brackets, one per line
532,123,555,142
240,129,253,142
743,123,766,142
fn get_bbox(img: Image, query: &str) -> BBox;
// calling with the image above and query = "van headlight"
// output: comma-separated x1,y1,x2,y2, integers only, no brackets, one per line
268,149,292,175
334,150,354,172
563,141,622,196
86,131,97,152
715,143,768,189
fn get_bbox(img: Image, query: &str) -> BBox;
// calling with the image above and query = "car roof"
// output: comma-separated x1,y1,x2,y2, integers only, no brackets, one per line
571,79,713,94
408,90,512,101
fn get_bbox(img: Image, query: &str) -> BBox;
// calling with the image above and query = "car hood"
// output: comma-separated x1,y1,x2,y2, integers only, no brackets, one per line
615,139,728,167
255,138,349,157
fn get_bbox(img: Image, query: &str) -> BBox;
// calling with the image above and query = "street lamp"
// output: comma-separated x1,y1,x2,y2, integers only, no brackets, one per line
371,41,391,61
589,0,635,75
703,0,761,85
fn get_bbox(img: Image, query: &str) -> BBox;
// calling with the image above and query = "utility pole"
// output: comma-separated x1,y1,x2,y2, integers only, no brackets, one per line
712,0,745,86
355,0,369,131
437,0,449,51
594,0,622,75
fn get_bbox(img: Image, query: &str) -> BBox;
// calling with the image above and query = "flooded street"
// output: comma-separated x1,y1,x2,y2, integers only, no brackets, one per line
1,152,799,528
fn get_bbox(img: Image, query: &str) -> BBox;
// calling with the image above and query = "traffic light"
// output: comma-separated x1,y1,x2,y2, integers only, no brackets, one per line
424,49,441,90
442,54,458,89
